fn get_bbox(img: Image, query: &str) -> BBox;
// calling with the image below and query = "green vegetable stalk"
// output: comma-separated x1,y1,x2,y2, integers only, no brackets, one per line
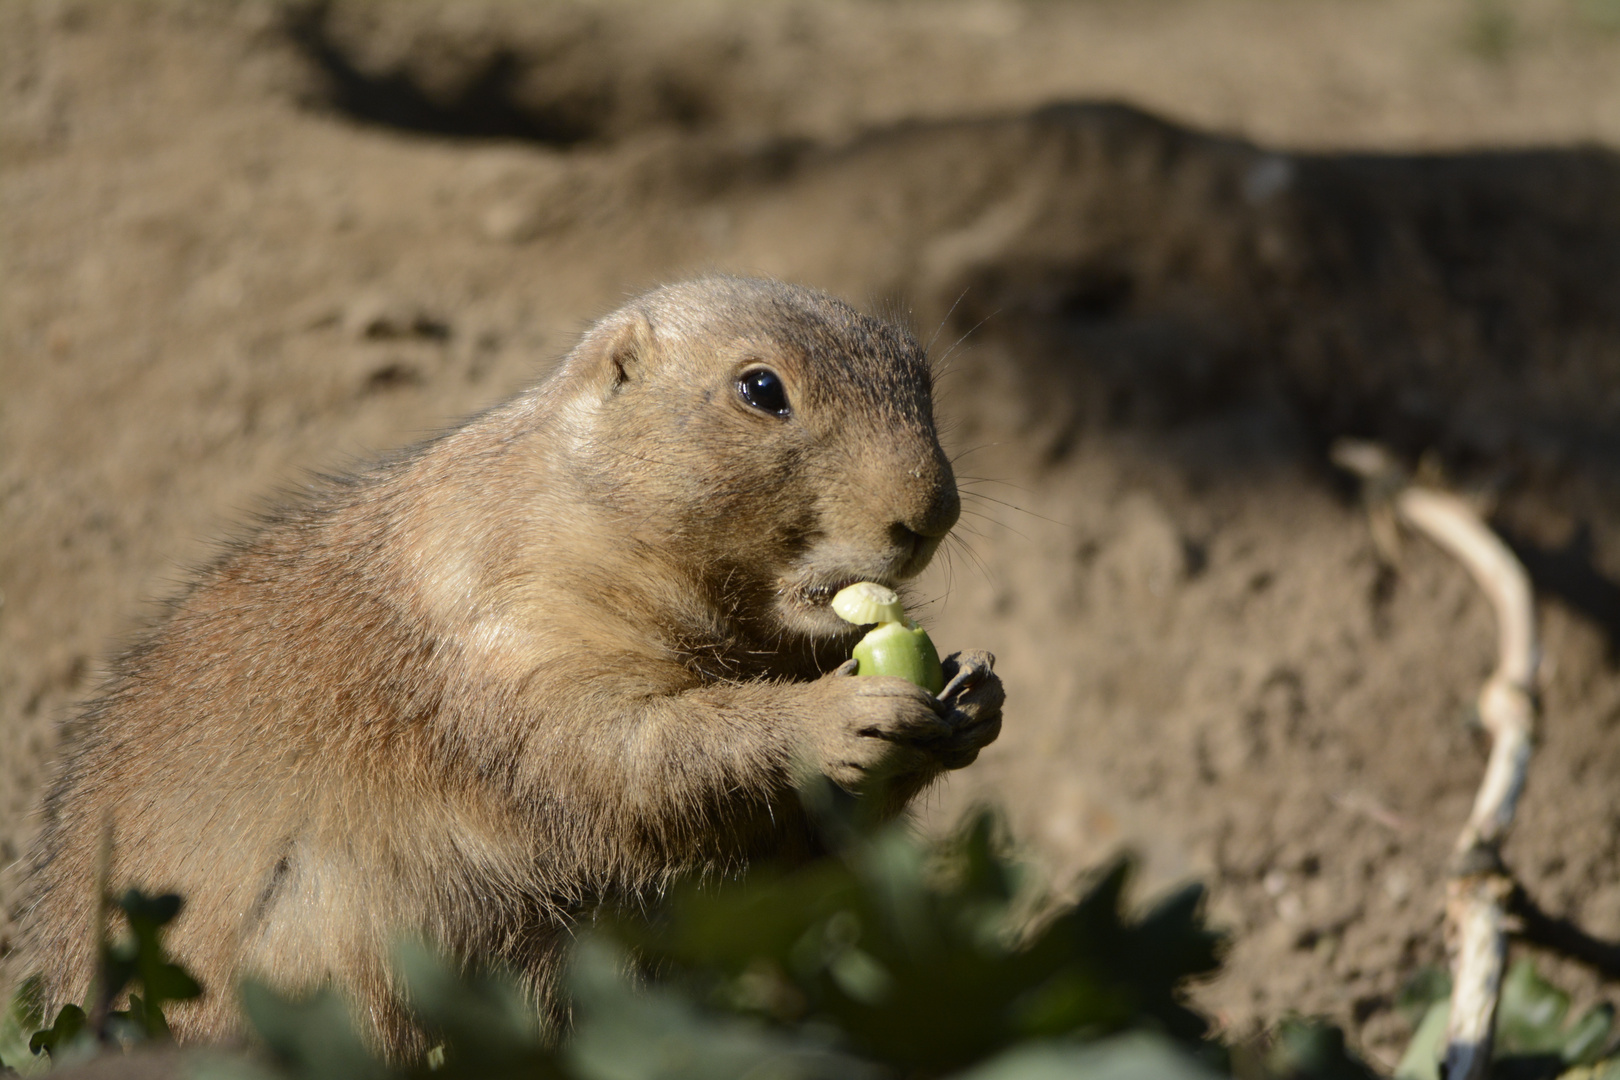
830,582,945,695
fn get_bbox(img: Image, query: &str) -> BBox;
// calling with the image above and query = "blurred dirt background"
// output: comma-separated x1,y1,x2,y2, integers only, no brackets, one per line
5,0,1620,1066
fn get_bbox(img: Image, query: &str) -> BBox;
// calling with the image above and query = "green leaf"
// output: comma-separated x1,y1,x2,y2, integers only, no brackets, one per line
1562,1005,1616,1066
1395,969,1452,1029
118,890,183,928
185,1050,290,1080
1266,1018,1380,1080
1495,958,1616,1068
239,980,390,1080
394,942,566,1079
1394,999,1448,1080
565,939,877,1080
28,1002,87,1058
0,978,47,1077
1497,959,1573,1056
111,888,202,1038
953,1032,1226,1080
1554,1057,1620,1080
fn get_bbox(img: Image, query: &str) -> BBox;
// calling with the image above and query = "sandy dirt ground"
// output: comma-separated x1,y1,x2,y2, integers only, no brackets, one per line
5,0,1620,1067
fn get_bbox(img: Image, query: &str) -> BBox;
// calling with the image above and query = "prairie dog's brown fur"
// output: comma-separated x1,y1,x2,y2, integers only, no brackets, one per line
10,277,1003,1055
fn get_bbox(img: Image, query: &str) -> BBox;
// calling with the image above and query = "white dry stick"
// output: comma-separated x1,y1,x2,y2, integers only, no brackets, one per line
1332,443,1539,1080
1396,490,1538,856
1397,488,1537,1080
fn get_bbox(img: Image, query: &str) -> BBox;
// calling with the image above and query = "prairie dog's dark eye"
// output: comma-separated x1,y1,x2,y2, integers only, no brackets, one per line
737,367,791,417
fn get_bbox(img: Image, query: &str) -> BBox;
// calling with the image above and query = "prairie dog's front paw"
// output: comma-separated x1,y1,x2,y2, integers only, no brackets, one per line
800,670,950,791
935,650,1004,769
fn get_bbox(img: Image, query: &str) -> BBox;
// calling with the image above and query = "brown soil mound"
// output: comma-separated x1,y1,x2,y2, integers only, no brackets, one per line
5,0,1620,1066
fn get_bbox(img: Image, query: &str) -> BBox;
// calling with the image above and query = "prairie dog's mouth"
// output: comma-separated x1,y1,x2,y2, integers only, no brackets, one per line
799,581,851,608
781,574,905,641
775,573,908,642
796,577,896,609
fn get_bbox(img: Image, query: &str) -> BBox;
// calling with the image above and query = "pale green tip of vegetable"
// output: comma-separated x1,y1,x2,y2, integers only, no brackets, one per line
830,581,905,626
830,582,945,695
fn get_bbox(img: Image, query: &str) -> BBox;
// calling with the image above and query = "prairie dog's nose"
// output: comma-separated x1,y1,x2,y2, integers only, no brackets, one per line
887,449,959,576
901,470,960,540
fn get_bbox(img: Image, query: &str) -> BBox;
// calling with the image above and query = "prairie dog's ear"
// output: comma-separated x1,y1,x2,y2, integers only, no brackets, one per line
569,309,657,396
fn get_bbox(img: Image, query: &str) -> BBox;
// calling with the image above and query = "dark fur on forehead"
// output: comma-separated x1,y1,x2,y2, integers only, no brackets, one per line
631,276,932,417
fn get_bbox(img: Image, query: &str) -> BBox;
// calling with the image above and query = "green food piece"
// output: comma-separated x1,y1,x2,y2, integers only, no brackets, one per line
831,583,946,695
852,621,945,695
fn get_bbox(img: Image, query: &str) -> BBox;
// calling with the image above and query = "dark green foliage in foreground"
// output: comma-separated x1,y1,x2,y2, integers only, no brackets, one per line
19,785,1611,1078
197,786,1369,1080
220,804,1245,1080
611,808,1222,1074
0,888,201,1075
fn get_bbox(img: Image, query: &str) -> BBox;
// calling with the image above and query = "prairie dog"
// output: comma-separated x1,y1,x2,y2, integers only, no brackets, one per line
11,276,1004,1055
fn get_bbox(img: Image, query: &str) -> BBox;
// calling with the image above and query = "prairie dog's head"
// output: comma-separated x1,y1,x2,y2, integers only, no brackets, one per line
557,276,959,640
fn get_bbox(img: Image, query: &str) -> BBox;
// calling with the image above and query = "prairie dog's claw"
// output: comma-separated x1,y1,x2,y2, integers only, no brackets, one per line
939,650,996,702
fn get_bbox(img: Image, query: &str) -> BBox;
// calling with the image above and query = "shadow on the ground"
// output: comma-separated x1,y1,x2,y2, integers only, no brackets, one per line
277,10,1620,643
1500,521,1620,661
876,104,1620,476
282,1,604,144
280,0,714,146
